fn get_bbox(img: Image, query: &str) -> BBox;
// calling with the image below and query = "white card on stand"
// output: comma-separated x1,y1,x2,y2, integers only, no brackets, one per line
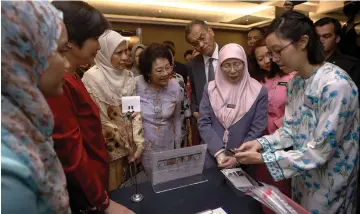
212,208,227,214
121,96,141,113
196,208,227,214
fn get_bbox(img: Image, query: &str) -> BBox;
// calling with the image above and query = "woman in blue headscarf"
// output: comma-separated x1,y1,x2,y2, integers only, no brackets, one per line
1,1,71,213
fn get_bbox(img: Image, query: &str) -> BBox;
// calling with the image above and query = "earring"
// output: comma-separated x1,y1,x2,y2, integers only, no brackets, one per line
67,44,72,49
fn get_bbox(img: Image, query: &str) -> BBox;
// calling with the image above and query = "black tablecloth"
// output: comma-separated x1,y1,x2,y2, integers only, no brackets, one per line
110,168,263,214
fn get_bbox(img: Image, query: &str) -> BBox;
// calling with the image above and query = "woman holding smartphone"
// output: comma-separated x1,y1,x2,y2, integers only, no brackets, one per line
236,11,359,213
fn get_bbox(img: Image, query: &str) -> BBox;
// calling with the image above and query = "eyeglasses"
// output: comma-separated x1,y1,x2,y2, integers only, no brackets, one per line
268,41,294,58
190,32,209,48
153,66,173,74
221,62,243,72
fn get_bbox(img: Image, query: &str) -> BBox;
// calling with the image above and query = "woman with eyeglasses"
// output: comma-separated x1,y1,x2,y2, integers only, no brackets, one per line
135,43,183,172
249,38,296,136
236,11,359,213
197,43,268,169
248,38,294,214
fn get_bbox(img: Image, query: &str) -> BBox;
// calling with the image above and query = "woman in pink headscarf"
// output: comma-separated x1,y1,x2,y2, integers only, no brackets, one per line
198,43,268,169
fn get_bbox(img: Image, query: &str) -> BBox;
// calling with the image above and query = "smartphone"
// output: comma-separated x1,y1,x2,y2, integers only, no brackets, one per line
225,148,236,156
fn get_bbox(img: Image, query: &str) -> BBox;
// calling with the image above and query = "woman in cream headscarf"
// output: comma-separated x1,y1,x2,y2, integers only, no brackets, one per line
83,30,144,191
131,44,146,77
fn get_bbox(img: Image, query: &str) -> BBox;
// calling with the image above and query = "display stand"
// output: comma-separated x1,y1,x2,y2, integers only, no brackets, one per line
151,144,208,193
126,106,144,203
153,173,207,193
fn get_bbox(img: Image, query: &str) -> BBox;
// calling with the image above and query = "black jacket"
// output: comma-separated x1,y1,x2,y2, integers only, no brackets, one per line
186,54,206,113
327,49,360,103
174,61,187,82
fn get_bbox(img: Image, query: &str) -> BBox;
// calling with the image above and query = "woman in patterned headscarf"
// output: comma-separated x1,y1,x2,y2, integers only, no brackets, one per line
1,1,70,213
131,43,146,77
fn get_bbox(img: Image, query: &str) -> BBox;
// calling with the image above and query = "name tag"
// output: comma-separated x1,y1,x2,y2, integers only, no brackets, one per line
227,104,236,109
277,81,287,86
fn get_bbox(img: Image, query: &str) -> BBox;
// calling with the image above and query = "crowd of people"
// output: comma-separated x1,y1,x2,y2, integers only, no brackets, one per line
2,1,359,214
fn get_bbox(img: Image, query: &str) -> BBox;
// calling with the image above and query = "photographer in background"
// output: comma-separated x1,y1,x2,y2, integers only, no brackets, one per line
338,1,360,59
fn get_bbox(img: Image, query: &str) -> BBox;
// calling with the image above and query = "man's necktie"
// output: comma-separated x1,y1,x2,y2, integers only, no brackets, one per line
208,58,214,82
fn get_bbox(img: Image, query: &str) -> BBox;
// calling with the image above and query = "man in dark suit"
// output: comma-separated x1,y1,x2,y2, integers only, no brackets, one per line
185,20,219,120
163,41,188,81
184,20,219,146
315,17,360,101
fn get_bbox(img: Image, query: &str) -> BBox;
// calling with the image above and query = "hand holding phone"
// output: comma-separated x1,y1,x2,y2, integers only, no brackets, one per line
225,148,236,156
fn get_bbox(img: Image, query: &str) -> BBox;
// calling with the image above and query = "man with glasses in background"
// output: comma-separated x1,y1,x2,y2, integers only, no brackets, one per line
185,20,219,145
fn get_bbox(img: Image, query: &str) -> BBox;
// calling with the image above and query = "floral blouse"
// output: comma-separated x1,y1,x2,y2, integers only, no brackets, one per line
258,63,359,214
97,101,144,161
136,76,183,170
83,69,145,161
171,73,191,145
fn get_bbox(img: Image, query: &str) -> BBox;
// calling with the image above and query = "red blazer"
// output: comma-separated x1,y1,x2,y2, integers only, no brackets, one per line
47,72,110,213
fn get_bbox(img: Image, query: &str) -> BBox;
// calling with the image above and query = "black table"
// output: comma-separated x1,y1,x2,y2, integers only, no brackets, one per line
110,168,263,214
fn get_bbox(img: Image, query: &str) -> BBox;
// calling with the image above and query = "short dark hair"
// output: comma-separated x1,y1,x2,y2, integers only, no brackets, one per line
139,43,172,83
314,17,342,35
184,50,193,58
185,20,208,39
52,1,111,48
248,38,284,83
248,27,265,36
163,41,175,47
266,11,324,65
343,1,360,20
164,43,175,57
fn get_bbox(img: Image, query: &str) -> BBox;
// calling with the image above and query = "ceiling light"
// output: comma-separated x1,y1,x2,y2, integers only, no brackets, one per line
108,0,272,15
